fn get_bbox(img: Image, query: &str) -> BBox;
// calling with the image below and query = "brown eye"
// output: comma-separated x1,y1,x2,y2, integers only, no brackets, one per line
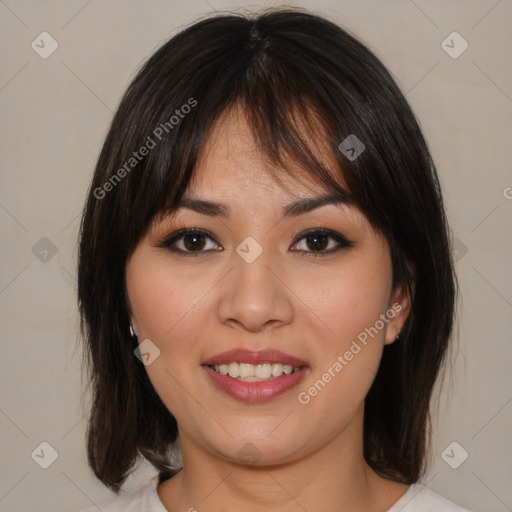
304,233,329,252
291,229,354,257
158,227,354,258
157,229,221,256
182,233,207,251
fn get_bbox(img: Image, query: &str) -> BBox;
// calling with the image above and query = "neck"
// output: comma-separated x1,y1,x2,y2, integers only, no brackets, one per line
157,406,407,512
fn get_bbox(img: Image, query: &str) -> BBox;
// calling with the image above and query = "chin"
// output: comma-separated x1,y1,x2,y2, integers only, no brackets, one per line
200,422,310,466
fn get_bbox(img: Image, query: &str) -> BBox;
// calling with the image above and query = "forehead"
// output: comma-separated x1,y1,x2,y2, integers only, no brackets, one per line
188,104,346,199
152,105,377,239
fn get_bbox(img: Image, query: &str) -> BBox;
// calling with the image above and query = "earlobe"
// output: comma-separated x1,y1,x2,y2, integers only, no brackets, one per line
129,315,138,337
384,283,413,345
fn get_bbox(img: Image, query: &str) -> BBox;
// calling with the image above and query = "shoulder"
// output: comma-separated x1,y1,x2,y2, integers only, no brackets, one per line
388,484,472,512
72,476,167,512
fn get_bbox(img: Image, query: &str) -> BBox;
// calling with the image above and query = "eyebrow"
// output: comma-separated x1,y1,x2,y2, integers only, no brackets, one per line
174,191,355,219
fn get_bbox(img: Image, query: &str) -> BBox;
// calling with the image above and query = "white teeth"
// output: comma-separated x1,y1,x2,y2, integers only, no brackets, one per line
211,362,303,381
239,363,254,378
271,363,283,377
228,362,239,378
255,363,272,379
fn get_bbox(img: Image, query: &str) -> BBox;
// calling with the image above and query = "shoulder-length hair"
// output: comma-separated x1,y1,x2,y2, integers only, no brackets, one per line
78,8,457,492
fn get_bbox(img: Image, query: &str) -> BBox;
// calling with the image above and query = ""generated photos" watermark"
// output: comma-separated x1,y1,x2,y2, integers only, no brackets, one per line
298,302,402,404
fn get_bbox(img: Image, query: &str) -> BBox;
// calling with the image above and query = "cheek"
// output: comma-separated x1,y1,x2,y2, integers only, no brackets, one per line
293,248,392,412
126,253,208,416
126,252,209,343
294,252,393,348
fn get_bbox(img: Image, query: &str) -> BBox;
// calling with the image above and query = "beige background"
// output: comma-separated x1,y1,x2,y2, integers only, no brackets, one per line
0,1,511,511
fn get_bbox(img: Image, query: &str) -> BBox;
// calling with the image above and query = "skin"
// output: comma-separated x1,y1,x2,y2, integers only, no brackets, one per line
125,106,413,512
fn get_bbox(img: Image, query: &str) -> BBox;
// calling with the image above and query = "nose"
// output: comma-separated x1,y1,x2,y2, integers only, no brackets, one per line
216,240,294,333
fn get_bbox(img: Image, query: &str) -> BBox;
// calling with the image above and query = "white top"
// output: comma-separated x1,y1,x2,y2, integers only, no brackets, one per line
75,476,472,511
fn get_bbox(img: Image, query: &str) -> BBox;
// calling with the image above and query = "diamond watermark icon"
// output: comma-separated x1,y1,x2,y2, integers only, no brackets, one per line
453,237,468,263
441,32,468,59
134,338,161,365
32,237,58,263
237,442,262,465
338,134,366,161
441,441,469,469
236,236,263,264
31,441,59,469
31,32,59,59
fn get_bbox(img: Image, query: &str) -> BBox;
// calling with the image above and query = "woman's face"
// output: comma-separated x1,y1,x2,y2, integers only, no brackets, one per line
125,108,410,466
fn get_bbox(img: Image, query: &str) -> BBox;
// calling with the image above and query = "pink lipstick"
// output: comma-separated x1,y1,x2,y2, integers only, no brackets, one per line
202,348,309,403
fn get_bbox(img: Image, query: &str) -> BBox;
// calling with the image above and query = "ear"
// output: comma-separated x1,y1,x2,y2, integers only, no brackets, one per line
126,286,139,336
130,314,139,336
384,271,414,345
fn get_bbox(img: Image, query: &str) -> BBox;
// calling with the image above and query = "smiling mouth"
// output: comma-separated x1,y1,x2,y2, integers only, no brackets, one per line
208,362,304,381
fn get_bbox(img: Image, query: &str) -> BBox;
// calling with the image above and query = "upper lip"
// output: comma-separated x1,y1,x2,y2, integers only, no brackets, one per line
202,348,309,367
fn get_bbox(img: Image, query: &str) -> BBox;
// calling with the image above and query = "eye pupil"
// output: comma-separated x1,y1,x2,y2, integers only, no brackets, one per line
307,234,328,251
184,234,205,251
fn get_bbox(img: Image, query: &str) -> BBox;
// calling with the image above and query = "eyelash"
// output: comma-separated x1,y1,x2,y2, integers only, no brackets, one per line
156,227,354,258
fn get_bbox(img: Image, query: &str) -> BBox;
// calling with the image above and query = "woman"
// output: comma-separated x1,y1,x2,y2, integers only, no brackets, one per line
76,8,471,512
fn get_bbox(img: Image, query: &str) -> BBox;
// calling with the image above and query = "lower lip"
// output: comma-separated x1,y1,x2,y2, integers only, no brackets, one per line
203,365,309,403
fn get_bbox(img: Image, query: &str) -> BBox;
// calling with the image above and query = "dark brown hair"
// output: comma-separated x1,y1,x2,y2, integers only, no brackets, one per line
78,8,457,492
